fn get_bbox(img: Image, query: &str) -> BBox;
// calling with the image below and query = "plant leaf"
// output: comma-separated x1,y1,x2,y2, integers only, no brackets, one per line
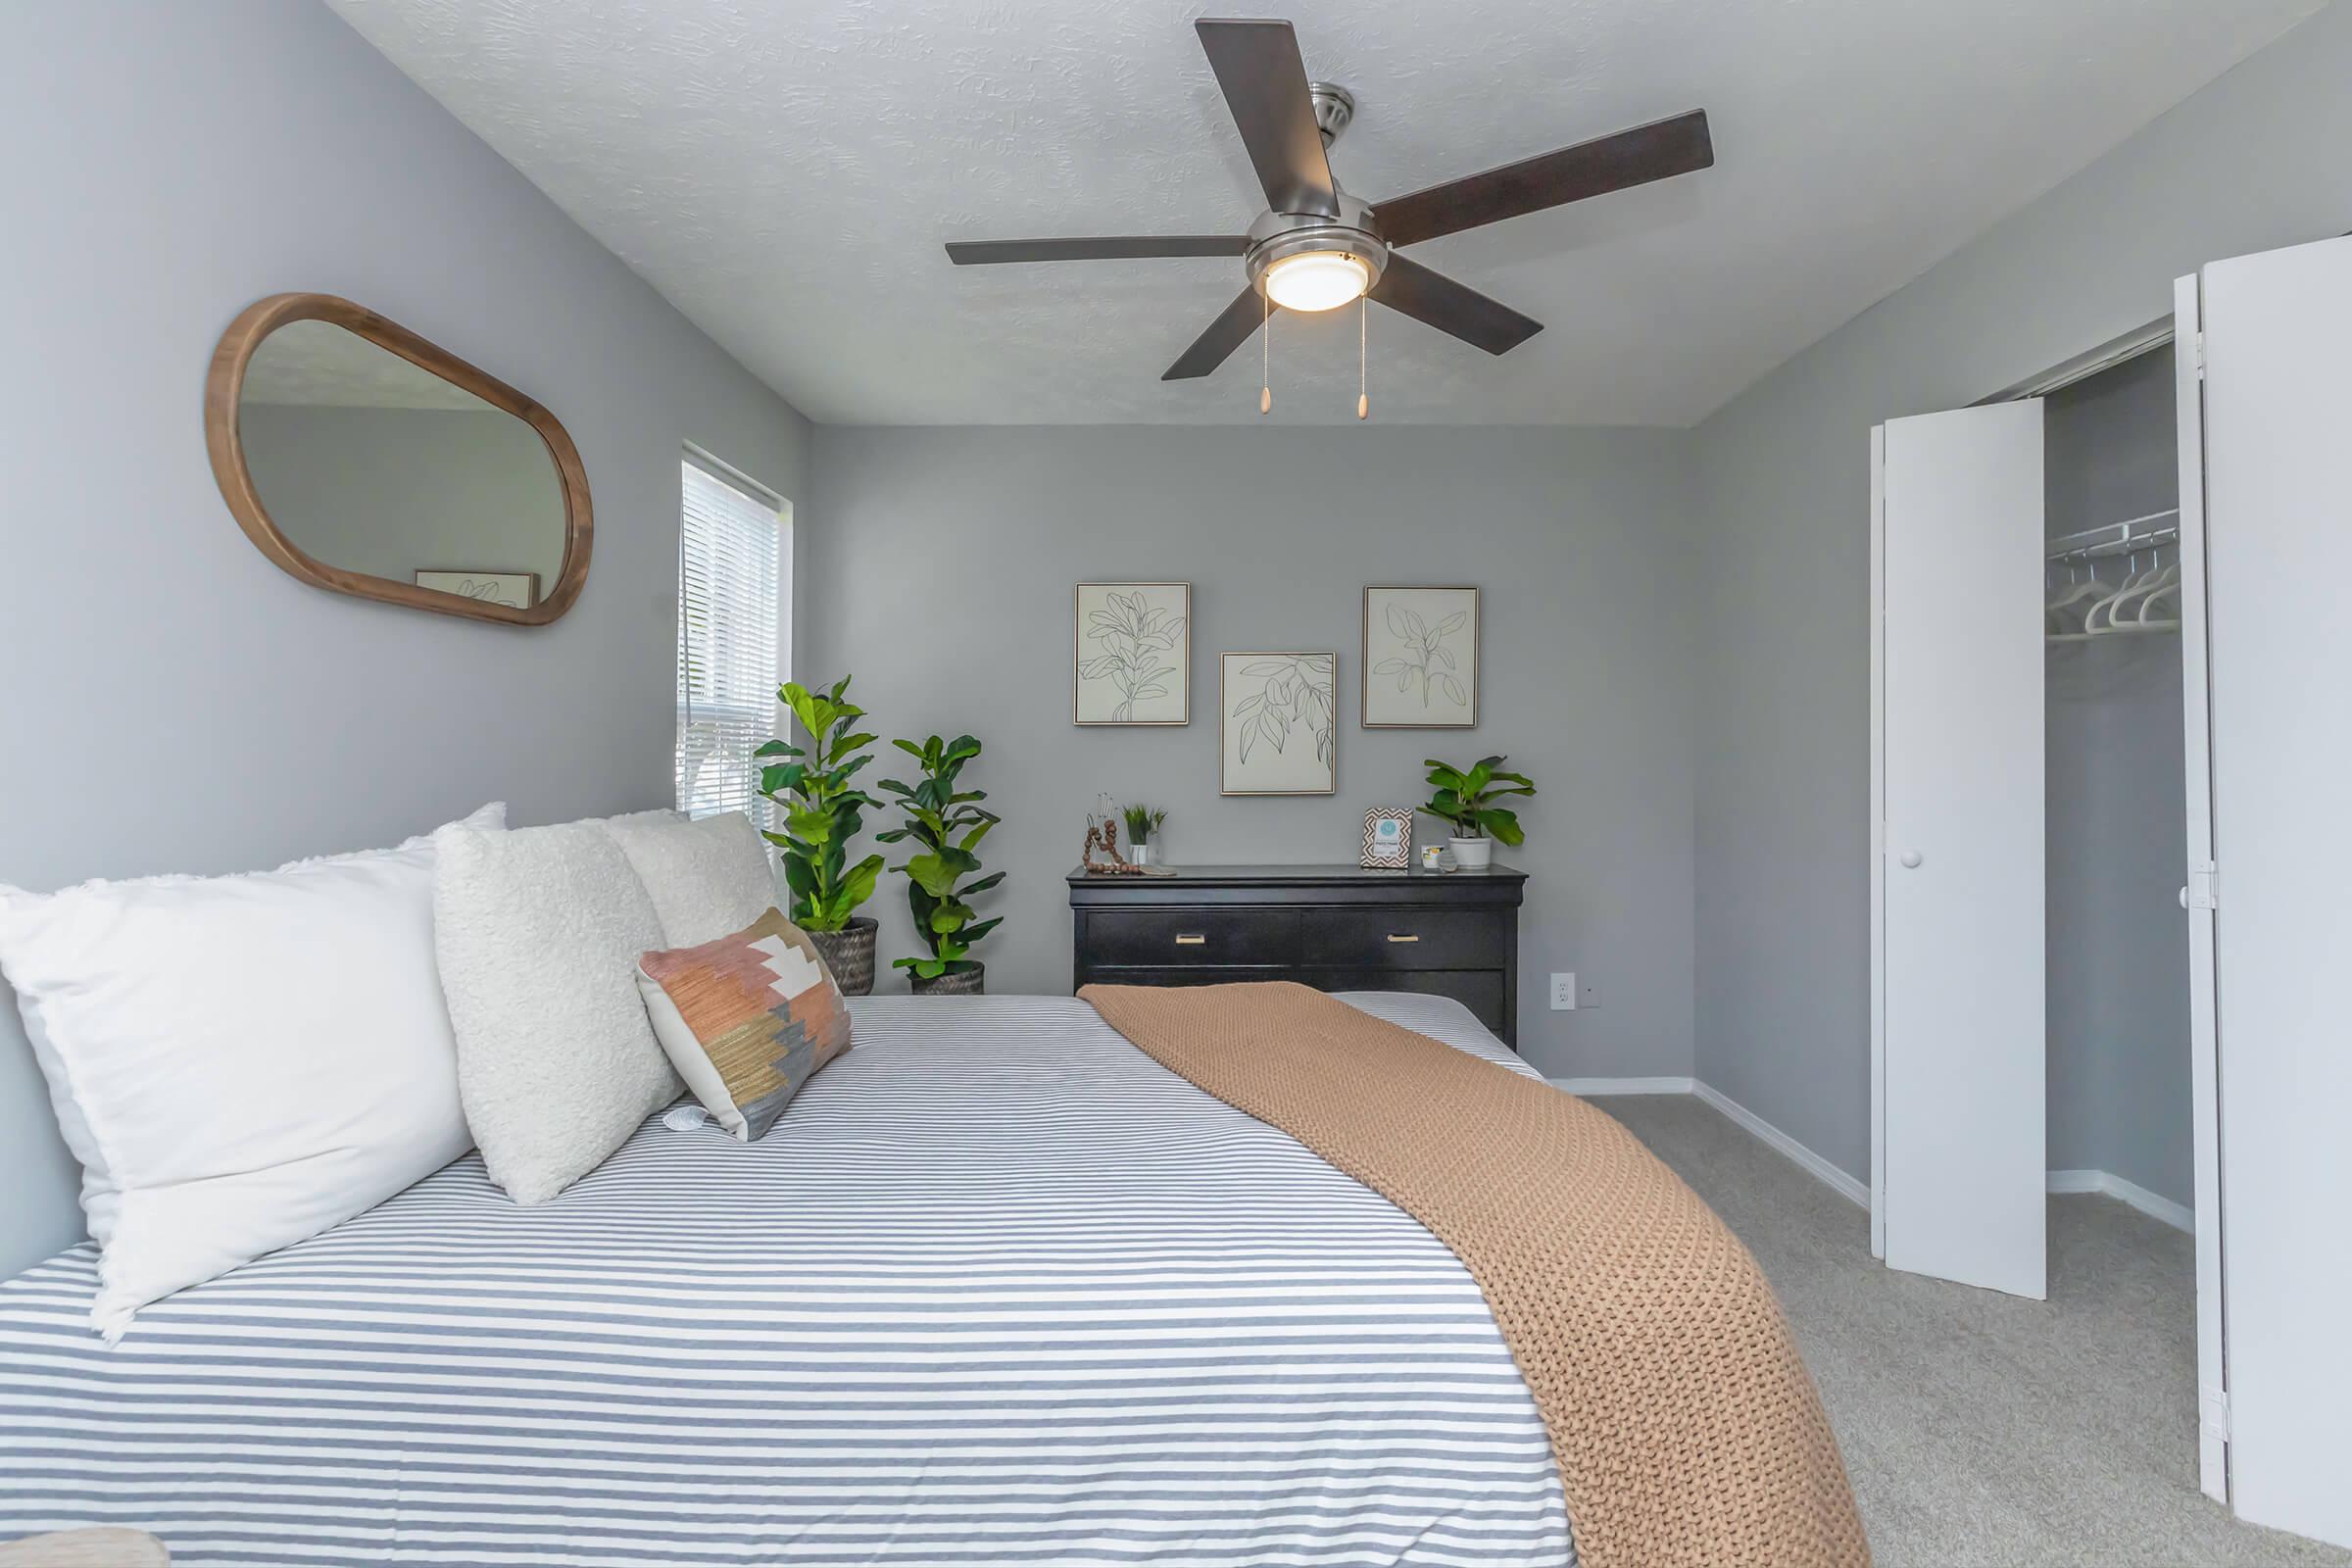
1473,808,1525,847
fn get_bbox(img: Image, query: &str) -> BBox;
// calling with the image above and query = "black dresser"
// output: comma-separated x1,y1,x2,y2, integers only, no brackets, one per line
1067,862,1528,1049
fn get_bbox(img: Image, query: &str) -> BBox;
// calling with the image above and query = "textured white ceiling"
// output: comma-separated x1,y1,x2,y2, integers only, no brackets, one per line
329,0,2319,426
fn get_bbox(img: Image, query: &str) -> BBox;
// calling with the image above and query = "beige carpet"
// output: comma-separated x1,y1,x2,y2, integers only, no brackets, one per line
1601,1096,2349,1568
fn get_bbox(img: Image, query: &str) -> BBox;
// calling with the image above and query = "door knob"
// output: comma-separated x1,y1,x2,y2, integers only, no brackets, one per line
2180,886,2190,909
1897,849,1923,869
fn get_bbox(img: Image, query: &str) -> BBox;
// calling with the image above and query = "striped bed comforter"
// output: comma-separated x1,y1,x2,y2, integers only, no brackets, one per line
0,992,1572,1566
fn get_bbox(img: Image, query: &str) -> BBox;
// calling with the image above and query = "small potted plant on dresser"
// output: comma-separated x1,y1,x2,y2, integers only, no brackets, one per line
1120,804,1167,866
1418,754,1536,870
758,677,886,993
877,733,1005,995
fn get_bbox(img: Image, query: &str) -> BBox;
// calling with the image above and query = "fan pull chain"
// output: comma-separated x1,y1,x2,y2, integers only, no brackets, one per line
1259,290,1272,415
1357,296,1369,420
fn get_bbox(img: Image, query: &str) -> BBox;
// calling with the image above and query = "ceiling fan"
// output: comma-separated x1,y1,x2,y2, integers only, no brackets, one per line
947,18,1715,384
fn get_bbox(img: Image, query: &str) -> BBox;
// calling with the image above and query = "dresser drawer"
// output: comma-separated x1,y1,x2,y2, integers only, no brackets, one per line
1080,965,1287,989
1301,968,1508,1034
1300,907,1509,971
1081,907,1299,968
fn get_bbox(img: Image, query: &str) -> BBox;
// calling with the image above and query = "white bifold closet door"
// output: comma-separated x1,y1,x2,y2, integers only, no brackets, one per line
2190,234,2352,1548
1870,402,2046,1299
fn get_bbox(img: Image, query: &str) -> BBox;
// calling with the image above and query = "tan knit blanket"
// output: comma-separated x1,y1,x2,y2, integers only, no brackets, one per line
1080,982,1869,1568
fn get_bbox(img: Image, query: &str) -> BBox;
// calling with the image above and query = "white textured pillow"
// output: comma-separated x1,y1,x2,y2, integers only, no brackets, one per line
576,808,683,831
0,802,505,1341
601,811,778,948
433,821,680,1205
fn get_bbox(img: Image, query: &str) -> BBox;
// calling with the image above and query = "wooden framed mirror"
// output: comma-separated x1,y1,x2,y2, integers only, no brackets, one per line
205,293,593,625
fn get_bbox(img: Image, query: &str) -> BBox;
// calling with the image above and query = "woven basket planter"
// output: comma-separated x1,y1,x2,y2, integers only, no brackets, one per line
805,916,877,996
909,961,986,997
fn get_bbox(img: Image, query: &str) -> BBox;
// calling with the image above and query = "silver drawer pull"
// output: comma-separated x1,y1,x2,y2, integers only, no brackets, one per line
1174,934,1207,947
1387,933,1421,943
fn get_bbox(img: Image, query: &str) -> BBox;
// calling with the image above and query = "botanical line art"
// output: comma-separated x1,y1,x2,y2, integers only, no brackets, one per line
1229,655,1335,766
1373,603,1468,709
1079,589,1186,722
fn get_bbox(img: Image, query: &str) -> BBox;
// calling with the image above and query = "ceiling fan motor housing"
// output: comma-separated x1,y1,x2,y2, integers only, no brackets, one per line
1245,192,1389,298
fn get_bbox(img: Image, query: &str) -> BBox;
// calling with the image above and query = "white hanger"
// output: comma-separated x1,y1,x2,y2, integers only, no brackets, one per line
2046,559,2105,633
2083,547,2154,635
2134,558,2183,627
2105,543,2180,632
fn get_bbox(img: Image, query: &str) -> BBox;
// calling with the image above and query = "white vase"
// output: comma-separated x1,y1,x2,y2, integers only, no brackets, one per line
1130,843,1151,866
1448,836,1493,870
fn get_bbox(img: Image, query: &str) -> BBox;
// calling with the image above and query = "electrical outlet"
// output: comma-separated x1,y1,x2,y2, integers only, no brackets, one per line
1578,976,1601,1008
1549,972,1577,1010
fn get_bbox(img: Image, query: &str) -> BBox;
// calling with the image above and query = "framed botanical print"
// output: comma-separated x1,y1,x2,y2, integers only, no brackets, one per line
1220,652,1337,796
415,569,539,609
1075,582,1190,725
1362,585,1478,728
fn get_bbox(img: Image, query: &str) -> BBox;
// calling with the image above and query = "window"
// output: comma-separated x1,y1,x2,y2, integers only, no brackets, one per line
676,450,789,825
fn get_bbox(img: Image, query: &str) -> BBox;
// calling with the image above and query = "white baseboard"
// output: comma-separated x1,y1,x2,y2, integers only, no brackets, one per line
1547,1075,1694,1097
1549,1075,1870,1210
1690,1081,1873,1210
2047,1168,2194,1234
1553,1084,2194,1237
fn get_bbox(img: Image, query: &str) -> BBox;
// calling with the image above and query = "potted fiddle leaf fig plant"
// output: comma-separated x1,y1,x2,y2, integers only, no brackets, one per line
1418,754,1536,871
876,733,1005,995
757,676,886,993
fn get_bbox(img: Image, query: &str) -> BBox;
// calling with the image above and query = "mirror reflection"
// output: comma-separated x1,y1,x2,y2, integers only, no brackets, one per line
237,320,565,608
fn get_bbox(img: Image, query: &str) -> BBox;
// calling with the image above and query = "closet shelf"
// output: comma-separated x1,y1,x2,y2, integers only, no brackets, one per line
2046,510,2180,563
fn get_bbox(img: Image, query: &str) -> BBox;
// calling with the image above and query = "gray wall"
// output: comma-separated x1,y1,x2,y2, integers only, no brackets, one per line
2044,348,2191,1205
805,426,1699,1084
240,404,568,591
1690,0,2352,1183
0,2,811,1276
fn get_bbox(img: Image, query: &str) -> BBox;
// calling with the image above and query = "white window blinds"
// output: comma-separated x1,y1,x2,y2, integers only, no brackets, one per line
676,453,788,826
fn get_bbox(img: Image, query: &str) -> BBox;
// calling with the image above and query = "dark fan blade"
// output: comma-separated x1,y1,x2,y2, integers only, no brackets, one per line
946,235,1250,265
1195,19,1339,220
1162,286,1267,380
1373,110,1714,248
1367,255,1542,356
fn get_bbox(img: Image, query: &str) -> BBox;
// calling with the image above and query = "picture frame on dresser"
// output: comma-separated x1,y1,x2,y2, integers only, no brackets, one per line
1362,585,1479,728
1074,582,1190,725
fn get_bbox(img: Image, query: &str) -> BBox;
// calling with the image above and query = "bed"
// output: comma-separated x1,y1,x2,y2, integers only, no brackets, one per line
0,993,1573,1567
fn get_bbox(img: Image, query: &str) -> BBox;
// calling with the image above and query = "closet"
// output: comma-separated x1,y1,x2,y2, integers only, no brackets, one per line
1869,233,2352,1549
2041,348,2192,1233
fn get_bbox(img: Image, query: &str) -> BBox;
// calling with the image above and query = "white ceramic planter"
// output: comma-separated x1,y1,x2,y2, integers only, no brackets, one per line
1448,836,1493,870
1130,843,1151,866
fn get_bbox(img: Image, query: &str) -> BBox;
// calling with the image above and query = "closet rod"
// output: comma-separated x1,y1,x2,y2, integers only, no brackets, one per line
2046,509,2180,563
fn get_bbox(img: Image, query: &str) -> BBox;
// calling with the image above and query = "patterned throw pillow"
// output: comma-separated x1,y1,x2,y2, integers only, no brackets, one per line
636,908,854,1141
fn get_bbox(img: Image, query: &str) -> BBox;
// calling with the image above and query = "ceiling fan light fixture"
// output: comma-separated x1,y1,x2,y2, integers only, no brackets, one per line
1261,250,1371,313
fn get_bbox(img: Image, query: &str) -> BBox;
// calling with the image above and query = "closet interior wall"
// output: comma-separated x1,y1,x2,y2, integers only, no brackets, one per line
2043,345,2192,1210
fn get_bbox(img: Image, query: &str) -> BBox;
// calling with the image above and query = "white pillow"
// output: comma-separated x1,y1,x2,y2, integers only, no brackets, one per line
575,808,683,831
432,820,680,1205
0,802,505,1341
601,811,777,948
